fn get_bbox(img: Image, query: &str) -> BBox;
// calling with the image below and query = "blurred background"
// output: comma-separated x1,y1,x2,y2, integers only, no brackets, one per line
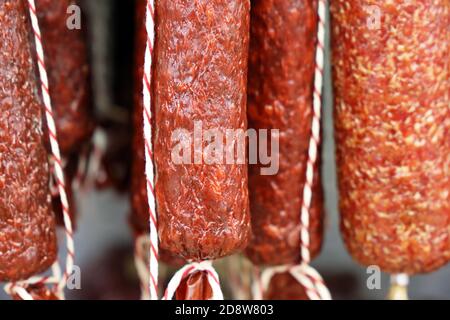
1,0,449,300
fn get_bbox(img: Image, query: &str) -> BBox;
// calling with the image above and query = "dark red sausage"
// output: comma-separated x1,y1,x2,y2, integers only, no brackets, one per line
245,0,323,266
154,0,251,261
331,0,450,274
0,0,57,282
264,272,308,300
130,0,185,267
36,0,93,155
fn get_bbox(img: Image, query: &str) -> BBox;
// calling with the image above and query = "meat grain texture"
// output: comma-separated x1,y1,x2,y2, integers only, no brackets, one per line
331,0,450,274
0,0,57,281
245,0,323,266
154,0,251,261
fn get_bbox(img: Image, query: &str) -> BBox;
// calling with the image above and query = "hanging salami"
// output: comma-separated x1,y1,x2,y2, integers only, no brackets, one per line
0,0,57,282
131,0,185,271
36,0,94,156
35,0,94,228
245,0,323,267
331,0,450,274
153,0,251,261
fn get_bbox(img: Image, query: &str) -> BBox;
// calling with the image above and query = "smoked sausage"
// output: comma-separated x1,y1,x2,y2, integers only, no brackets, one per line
331,0,450,274
0,0,57,281
245,0,323,266
36,0,92,227
154,0,251,261
36,0,93,156
131,0,186,267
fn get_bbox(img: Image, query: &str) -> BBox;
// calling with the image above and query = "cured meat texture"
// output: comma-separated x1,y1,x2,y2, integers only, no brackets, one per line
153,0,252,261
245,0,323,266
130,0,186,267
36,0,93,156
331,0,450,274
0,0,57,282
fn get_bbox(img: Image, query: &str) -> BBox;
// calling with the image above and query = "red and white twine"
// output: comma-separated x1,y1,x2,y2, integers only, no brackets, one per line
162,261,223,300
134,235,151,300
142,0,159,300
5,0,76,300
253,0,331,300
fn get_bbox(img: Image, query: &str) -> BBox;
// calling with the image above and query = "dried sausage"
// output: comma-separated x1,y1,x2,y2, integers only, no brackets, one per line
131,0,186,267
245,0,323,265
36,0,93,155
154,0,251,261
331,0,450,274
0,0,57,281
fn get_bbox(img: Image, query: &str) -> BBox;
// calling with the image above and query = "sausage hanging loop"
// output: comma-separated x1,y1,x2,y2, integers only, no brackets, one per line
4,262,63,300
162,261,224,300
387,274,409,300
253,264,331,300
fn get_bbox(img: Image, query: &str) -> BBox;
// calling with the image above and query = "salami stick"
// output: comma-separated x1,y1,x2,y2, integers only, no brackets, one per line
154,0,251,261
246,0,331,300
245,0,323,266
0,0,57,282
132,0,189,300
35,0,94,226
331,0,450,274
35,0,93,155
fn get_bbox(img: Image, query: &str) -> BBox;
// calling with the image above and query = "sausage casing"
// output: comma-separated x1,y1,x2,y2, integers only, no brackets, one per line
245,0,323,265
0,0,57,281
331,0,450,274
154,0,251,261
36,0,93,155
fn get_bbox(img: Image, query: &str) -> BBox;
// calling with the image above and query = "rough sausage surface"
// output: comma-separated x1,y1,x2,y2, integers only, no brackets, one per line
331,0,450,274
36,0,93,155
154,0,251,261
130,0,186,267
0,0,57,281
245,0,323,265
